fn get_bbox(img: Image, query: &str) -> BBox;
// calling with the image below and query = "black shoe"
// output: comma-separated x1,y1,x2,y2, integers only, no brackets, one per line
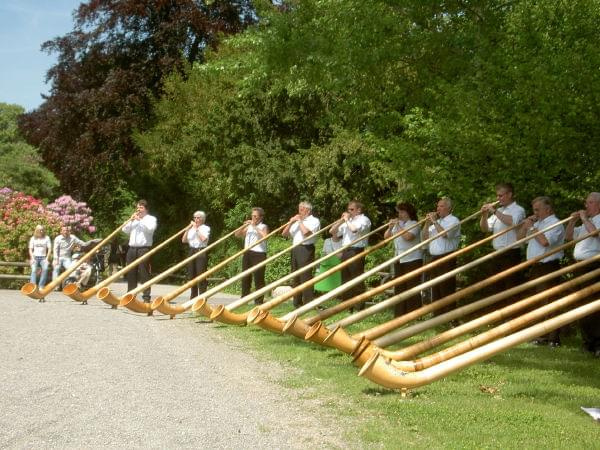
549,341,561,348
143,298,151,303
531,339,547,346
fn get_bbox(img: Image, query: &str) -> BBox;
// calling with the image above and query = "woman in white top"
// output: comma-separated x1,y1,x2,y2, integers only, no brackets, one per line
182,211,211,299
384,202,423,317
28,224,52,291
235,207,269,304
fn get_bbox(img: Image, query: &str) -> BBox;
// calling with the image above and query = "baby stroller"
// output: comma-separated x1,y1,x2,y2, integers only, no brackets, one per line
64,239,106,289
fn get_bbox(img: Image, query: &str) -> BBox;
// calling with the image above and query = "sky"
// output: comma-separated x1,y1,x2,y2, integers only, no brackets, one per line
0,0,81,112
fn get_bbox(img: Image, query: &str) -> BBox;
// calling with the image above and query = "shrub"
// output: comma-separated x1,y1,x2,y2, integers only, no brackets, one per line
46,194,96,235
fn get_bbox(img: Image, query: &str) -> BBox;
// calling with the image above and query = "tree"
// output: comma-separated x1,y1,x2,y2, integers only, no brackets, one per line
18,0,255,226
0,103,59,199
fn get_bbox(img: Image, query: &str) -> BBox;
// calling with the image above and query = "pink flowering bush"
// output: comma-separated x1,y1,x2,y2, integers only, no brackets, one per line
0,188,62,262
46,195,96,234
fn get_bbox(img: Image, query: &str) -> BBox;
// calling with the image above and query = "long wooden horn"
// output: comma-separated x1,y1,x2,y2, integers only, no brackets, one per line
275,208,486,330
300,222,520,329
321,219,588,360
330,216,572,331
147,220,293,318
207,220,410,326
95,225,242,309
63,224,189,303
178,219,339,322
263,208,488,337
20,217,131,300
358,296,600,390
244,218,430,334
372,268,600,371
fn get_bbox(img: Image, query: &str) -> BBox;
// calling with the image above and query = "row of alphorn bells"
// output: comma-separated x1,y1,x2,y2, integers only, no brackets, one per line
21,207,600,390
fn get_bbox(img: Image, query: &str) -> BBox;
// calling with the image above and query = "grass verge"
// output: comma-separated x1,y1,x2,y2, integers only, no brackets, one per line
209,302,600,448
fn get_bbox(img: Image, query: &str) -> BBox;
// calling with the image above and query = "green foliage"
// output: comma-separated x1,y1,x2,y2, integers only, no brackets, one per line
0,103,59,199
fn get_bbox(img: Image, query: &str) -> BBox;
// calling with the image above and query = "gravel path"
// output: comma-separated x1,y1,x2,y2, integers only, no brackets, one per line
0,286,347,449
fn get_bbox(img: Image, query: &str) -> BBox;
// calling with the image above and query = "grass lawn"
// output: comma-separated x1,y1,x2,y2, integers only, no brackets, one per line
208,302,600,448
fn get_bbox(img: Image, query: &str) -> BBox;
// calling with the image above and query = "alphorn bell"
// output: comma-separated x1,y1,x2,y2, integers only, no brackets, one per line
99,225,243,312
205,220,396,325
20,217,131,300
63,224,190,304
148,220,293,318
358,297,600,389
314,217,573,356
186,219,341,323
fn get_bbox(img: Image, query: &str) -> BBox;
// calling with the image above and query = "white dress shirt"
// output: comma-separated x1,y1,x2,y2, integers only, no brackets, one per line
53,234,84,260
337,214,371,248
487,201,526,250
122,214,157,247
185,224,211,249
526,214,564,262
322,238,342,256
245,223,268,253
573,214,600,261
29,236,51,257
427,214,460,256
391,220,422,263
289,215,320,245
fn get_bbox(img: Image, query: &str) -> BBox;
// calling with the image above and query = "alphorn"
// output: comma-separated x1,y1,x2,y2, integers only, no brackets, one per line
347,253,600,369
146,221,293,318
288,222,520,335
368,268,600,372
95,225,242,309
311,217,573,355
310,220,591,363
358,296,600,389
63,224,189,304
331,216,572,330
20,217,130,300
243,219,429,334
177,219,340,321
248,207,488,335
205,220,407,325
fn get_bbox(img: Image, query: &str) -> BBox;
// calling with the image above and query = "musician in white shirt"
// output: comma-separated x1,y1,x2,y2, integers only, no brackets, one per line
384,202,423,317
480,182,526,297
282,201,320,308
518,196,565,347
422,197,461,316
330,200,371,309
182,211,210,299
235,207,269,304
565,192,600,356
122,200,157,302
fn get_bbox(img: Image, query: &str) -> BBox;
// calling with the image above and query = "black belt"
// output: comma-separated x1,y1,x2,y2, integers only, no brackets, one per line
130,246,151,249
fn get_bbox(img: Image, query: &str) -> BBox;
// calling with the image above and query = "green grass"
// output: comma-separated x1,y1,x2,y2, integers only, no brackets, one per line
210,303,600,448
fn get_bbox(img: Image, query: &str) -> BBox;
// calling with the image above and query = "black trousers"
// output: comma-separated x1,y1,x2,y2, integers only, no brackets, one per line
392,259,423,317
126,246,151,300
241,251,267,304
429,254,457,316
188,247,209,299
340,247,366,307
291,244,315,308
528,259,561,343
489,248,523,298
572,261,600,352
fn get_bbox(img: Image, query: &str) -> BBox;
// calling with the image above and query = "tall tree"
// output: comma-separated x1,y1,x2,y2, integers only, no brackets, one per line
19,0,255,224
